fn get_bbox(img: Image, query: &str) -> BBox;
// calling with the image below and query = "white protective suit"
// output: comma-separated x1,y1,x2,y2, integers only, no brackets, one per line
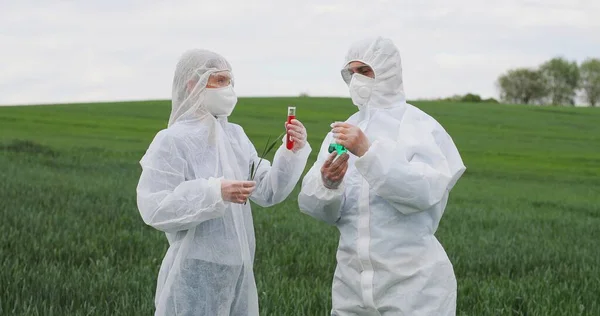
298,37,466,315
136,49,311,316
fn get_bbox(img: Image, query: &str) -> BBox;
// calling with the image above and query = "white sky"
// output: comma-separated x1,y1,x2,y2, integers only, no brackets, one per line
1,0,599,105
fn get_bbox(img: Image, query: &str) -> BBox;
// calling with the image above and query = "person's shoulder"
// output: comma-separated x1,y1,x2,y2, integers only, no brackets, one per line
225,122,249,140
227,122,245,134
143,128,175,153
149,128,169,142
139,128,175,162
155,126,187,142
148,122,199,150
404,103,433,120
168,120,217,140
404,103,460,151
404,103,445,130
346,112,361,124
225,122,256,147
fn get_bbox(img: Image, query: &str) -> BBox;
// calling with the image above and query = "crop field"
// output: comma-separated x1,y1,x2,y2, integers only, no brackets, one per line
1,98,599,315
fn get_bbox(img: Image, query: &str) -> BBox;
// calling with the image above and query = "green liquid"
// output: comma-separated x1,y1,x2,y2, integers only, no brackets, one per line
328,143,347,156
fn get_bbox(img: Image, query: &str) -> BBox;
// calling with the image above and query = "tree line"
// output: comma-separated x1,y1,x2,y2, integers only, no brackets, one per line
497,57,600,107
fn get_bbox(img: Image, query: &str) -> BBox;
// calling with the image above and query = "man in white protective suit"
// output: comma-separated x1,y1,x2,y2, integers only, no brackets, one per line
136,49,311,316
298,36,466,315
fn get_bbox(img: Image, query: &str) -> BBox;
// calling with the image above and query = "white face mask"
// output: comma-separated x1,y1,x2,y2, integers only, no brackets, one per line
204,86,238,117
349,74,375,108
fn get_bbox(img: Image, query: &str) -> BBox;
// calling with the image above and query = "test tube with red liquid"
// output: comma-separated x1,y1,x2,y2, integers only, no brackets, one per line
286,106,296,150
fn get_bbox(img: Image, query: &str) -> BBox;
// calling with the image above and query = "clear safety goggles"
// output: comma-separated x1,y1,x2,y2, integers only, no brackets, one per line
206,70,233,88
341,62,375,84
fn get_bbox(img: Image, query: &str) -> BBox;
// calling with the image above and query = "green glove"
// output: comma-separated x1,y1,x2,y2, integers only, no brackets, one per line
328,143,347,156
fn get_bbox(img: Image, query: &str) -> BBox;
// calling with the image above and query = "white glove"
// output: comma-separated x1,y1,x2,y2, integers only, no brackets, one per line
221,179,256,204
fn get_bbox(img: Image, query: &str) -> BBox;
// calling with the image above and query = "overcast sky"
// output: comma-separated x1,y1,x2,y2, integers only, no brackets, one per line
1,0,599,105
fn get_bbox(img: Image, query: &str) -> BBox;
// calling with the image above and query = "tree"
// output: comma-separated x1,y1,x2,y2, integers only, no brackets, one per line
580,58,600,107
461,93,482,102
539,57,580,106
497,68,547,104
440,93,490,103
483,98,499,104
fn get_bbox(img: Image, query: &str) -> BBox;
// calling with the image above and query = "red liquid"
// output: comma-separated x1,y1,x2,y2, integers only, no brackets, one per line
286,115,295,150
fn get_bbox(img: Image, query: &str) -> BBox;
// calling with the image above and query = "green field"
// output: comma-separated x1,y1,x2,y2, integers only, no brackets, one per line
1,98,599,315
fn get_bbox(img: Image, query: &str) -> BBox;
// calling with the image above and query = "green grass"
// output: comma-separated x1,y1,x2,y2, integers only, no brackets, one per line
1,98,599,315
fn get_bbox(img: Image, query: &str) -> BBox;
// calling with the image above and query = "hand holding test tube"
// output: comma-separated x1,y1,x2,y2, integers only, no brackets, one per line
285,106,307,153
330,122,370,157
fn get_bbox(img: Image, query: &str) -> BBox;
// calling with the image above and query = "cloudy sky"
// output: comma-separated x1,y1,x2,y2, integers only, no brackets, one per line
1,0,599,105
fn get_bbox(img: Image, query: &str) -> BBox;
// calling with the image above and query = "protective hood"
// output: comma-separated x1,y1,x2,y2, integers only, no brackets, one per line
168,49,235,127
341,36,406,109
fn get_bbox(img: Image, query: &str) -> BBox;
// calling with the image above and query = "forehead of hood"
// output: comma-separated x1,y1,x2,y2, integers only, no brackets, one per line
168,49,233,127
341,37,405,103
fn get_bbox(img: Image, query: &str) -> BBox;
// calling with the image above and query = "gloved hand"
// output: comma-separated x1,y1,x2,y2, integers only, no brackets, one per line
285,119,308,153
221,180,256,204
331,122,370,157
320,152,349,189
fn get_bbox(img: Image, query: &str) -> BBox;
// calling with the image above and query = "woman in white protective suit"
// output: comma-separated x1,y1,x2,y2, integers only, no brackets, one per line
136,49,311,316
298,37,466,315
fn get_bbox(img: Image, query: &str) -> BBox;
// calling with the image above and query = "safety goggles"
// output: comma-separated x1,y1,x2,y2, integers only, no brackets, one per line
341,61,375,84
206,70,233,88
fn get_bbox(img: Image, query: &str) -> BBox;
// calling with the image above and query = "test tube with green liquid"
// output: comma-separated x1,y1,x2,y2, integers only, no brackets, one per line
328,143,347,156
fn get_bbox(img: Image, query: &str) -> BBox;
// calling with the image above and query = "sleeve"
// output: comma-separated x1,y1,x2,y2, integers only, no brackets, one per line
247,133,312,207
354,121,466,214
297,133,345,225
136,131,227,233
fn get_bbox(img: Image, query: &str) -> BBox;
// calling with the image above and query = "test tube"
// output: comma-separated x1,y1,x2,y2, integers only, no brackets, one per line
286,106,296,150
